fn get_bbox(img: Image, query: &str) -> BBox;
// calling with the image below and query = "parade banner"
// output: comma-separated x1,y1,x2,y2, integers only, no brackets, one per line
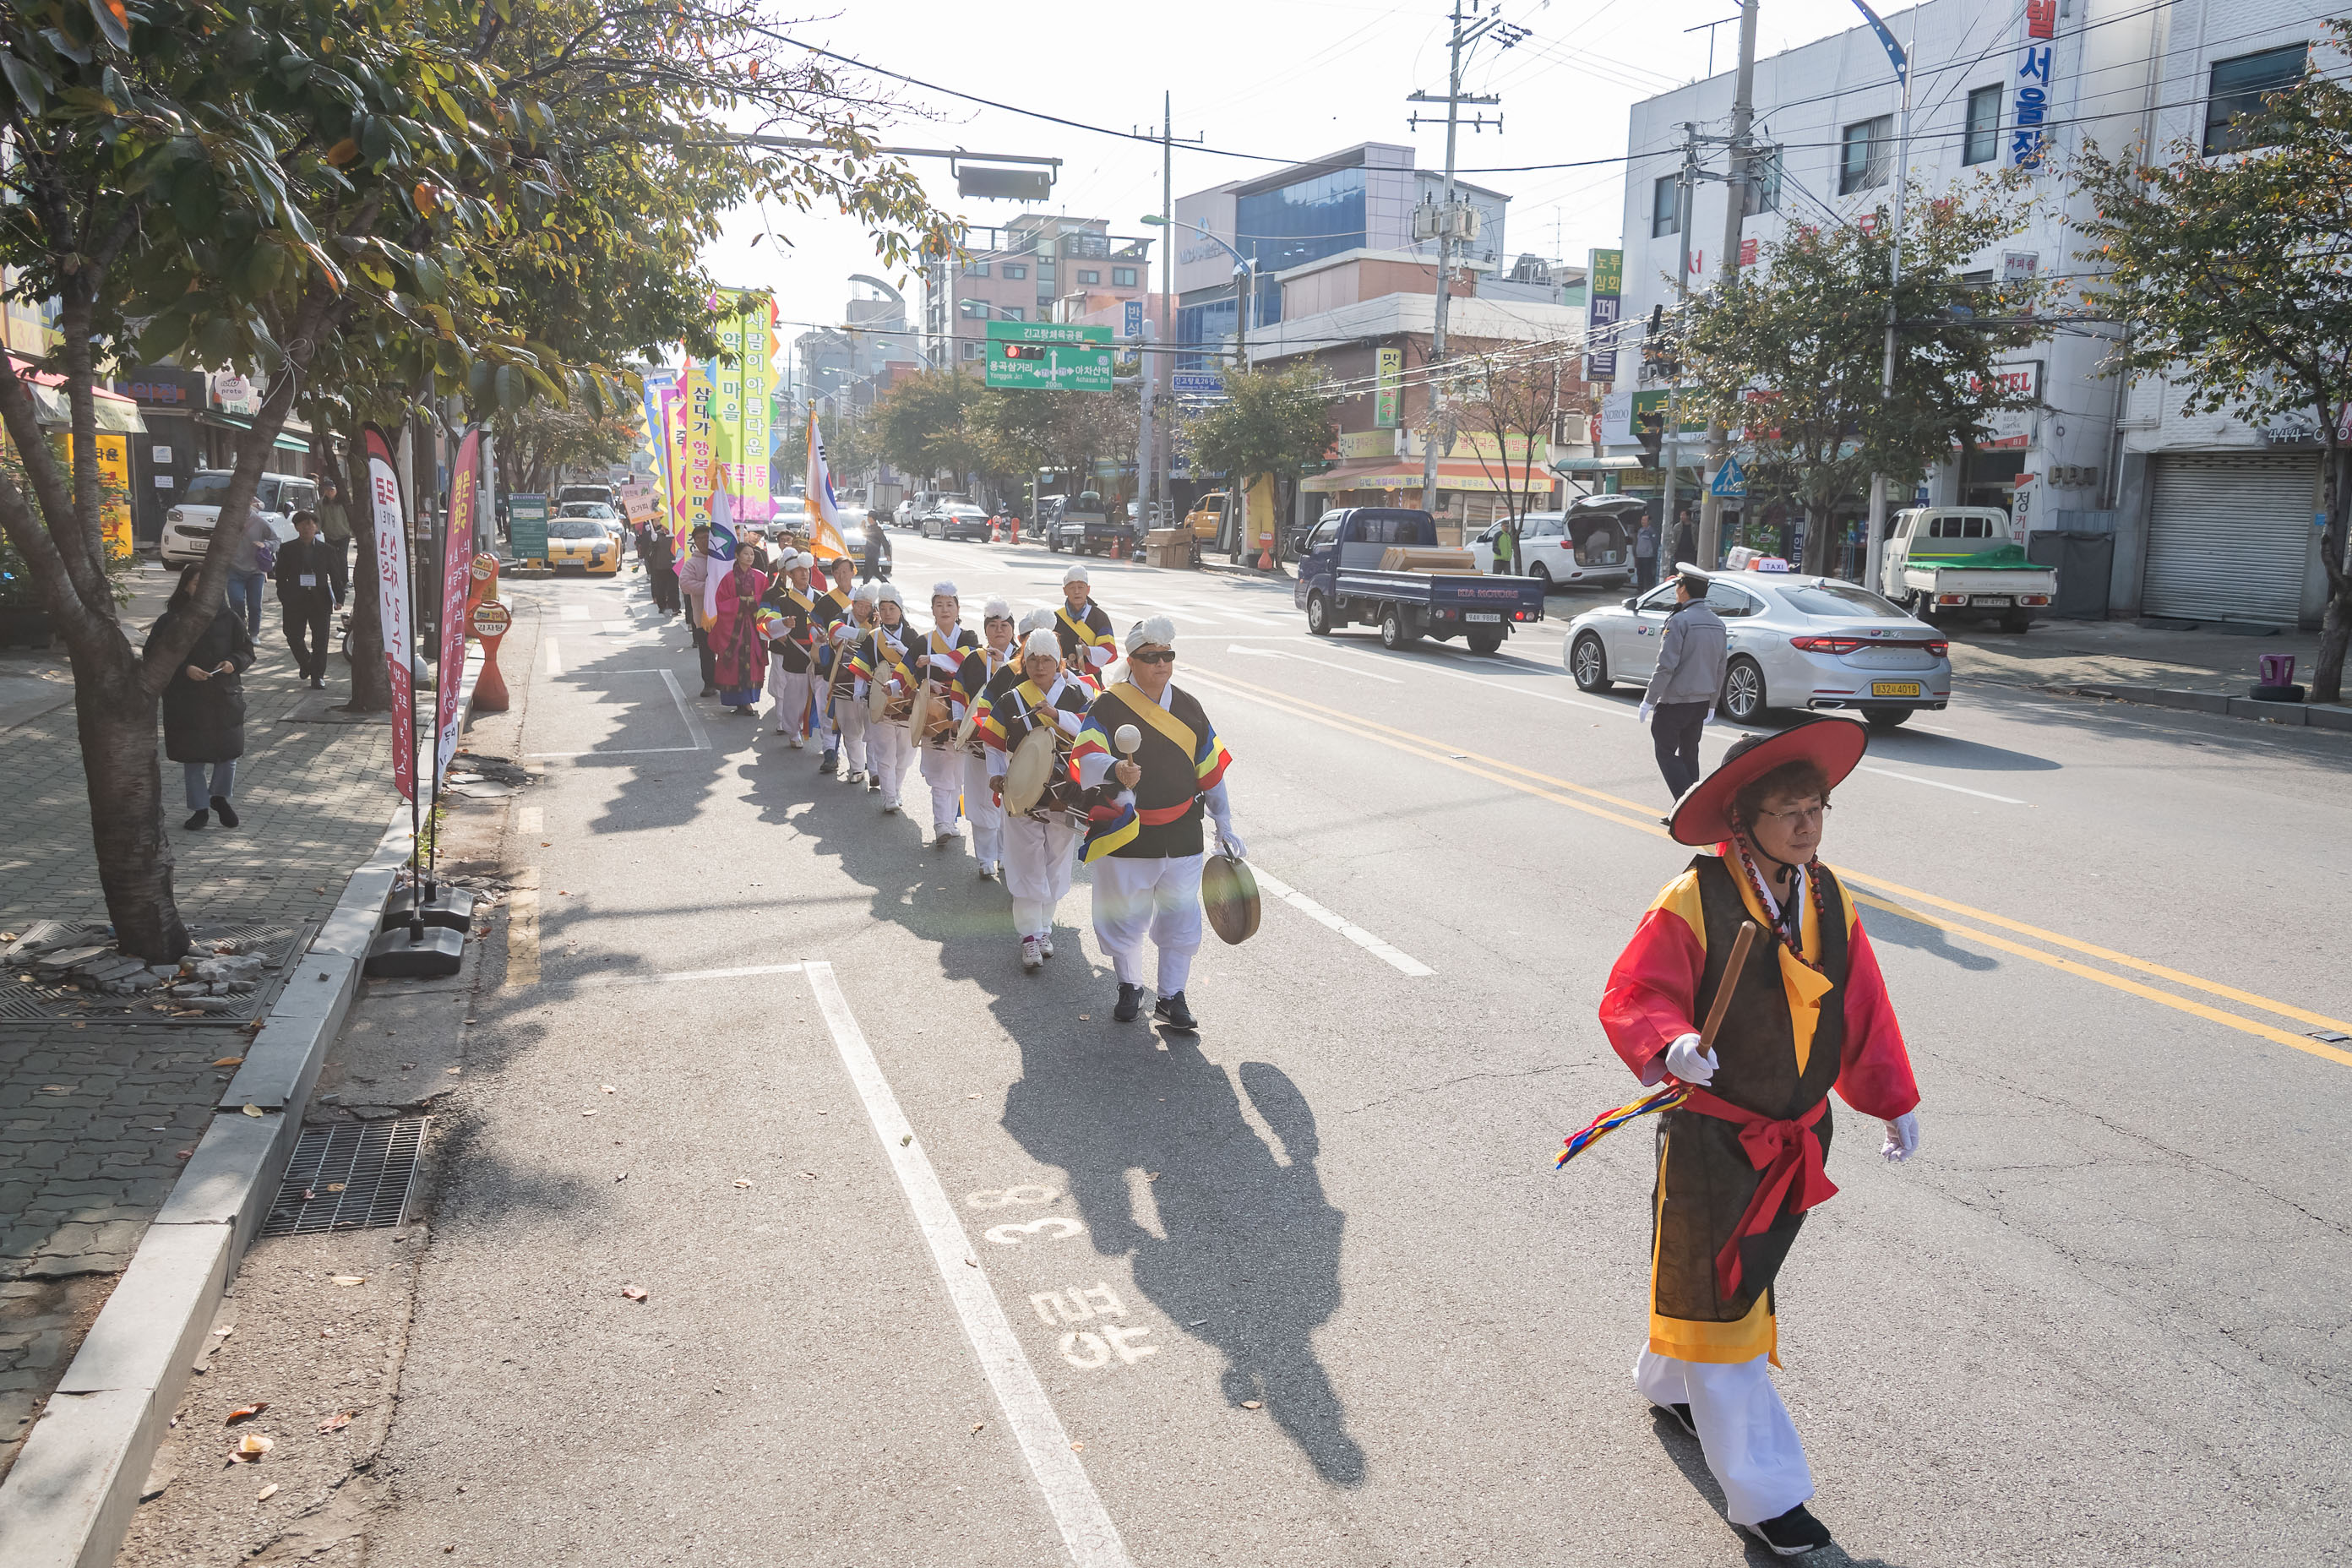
640,367,678,531
364,426,415,803
712,292,776,520
703,482,736,625
803,408,850,560
683,357,717,538
435,427,479,792
662,381,689,536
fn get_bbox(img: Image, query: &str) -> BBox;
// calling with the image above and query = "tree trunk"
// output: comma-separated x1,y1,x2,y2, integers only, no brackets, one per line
341,420,392,712
68,635,190,961
1802,502,1836,576
2316,445,2350,705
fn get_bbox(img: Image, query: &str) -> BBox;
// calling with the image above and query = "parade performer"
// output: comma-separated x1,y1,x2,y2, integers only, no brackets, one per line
954,598,1020,879
1055,564,1118,680
916,582,981,852
710,548,770,716
979,628,1092,971
1071,616,1244,1030
813,557,858,774
1586,717,1920,1559
762,551,822,747
830,582,879,786
678,525,716,697
851,583,917,811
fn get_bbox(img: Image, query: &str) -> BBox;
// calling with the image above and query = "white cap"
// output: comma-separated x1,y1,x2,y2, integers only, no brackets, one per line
1021,628,1060,660
782,551,809,572
983,596,1012,620
1124,614,1176,653
931,580,959,600
1017,608,1054,635
1063,564,1090,587
874,582,905,607
851,580,879,603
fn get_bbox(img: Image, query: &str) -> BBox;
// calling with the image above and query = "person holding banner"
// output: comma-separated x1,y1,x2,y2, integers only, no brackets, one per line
710,548,770,716
763,551,822,745
851,583,918,811
1056,565,1118,681
830,581,879,785
979,627,1092,971
679,526,716,697
916,582,980,853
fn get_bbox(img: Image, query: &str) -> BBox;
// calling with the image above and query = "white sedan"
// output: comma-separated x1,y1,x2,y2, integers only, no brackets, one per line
1562,569,1952,728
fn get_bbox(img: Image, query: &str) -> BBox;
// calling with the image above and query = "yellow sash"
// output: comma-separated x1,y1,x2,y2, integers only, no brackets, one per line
1059,604,1113,647
1105,682,1198,760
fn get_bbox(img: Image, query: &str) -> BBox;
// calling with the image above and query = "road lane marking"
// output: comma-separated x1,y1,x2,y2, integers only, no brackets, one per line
1223,645,1401,683
560,603,589,621
518,807,544,836
801,961,1132,1568
661,667,712,752
528,669,712,758
545,637,562,678
1184,667,2352,1064
576,962,805,988
504,868,539,988
1248,866,1434,976
1854,765,2025,804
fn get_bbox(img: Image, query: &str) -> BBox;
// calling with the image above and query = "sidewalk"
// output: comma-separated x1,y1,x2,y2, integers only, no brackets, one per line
0,566,400,1481
1942,618,2350,730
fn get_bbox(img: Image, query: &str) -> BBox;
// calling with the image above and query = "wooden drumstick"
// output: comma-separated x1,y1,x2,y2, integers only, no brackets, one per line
1698,921,1761,1050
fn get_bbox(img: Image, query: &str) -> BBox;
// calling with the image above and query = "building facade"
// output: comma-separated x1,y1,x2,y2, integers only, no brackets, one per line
1608,0,2338,624
921,215,1154,367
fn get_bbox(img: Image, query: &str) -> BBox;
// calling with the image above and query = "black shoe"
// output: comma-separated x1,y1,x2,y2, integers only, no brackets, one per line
819,749,838,774
308,674,324,689
210,797,239,829
867,776,881,793
1153,991,1197,1031
1112,983,1145,1023
1747,1504,1833,1558
1651,1402,1697,1440
699,686,717,699
182,808,208,830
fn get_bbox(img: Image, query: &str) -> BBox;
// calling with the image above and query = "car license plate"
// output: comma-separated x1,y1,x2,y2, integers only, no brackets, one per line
1969,595,2010,607
1465,612,1500,623
1870,681,1923,698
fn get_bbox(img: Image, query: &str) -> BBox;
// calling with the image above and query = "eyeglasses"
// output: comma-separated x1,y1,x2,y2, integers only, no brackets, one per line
1130,649,1175,665
1752,801,1831,828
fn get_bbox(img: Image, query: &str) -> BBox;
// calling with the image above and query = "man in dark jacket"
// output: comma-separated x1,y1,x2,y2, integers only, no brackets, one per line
1641,569,1728,799
275,509,339,688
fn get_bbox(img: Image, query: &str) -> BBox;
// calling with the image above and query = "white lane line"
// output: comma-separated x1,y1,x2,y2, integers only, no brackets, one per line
527,670,713,758
1321,644,1617,715
545,636,563,678
1855,764,2026,804
518,807,545,836
1223,645,1402,683
802,961,1132,1568
579,961,804,988
1249,867,1434,977
560,602,589,622
662,667,712,752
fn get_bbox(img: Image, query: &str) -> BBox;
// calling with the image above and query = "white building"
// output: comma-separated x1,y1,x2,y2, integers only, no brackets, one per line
1609,0,2334,624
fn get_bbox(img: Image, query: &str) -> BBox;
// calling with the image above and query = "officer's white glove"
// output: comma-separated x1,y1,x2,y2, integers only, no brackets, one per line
1637,701,1657,726
1881,1112,1920,1163
1663,1032,1717,1086
1216,826,1247,860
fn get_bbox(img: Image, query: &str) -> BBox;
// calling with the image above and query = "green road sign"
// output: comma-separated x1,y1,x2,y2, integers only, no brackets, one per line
508,493,549,564
985,321,1115,392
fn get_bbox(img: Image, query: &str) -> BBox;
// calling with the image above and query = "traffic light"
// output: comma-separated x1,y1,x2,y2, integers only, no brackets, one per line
1003,343,1048,361
1635,405,1664,465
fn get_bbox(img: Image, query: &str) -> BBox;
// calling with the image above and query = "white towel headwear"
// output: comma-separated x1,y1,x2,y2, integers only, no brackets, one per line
1021,628,1061,660
1063,564,1090,586
983,596,1012,620
932,580,959,600
1124,614,1176,653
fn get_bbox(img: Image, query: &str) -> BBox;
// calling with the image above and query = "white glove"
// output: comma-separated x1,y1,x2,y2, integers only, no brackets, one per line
1662,1032,1717,1086
1216,825,1247,860
1881,1112,1920,1163
1637,701,1657,726
1702,707,1717,727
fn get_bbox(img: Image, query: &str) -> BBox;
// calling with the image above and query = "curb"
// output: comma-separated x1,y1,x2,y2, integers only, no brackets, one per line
0,651,485,1568
2066,682,2352,732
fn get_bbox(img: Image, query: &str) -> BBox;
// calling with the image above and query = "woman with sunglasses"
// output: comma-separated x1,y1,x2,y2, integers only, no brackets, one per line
1594,717,1923,1559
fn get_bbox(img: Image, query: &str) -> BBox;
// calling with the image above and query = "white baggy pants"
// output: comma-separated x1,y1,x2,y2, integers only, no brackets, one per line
1003,814,1078,937
834,699,868,775
868,721,913,808
920,742,965,837
963,749,1004,868
1090,852,1204,997
1634,1349,1813,1527
769,660,818,737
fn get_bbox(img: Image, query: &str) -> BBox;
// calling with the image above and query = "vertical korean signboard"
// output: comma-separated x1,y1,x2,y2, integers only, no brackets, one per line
1585,248,1624,382
364,427,415,803
711,293,776,522
682,358,717,537
1374,348,1403,428
2012,0,2057,168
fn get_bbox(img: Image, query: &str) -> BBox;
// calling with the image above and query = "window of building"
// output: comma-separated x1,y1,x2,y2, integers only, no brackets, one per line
1113,267,1138,287
1077,270,1100,285
1963,85,2002,165
962,340,983,359
1841,115,1892,193
1651,174,1680,237
966,262,990,278
1002,264,1027,280
1000,306,1025,321
1237,166,1368,275
2203,43,2307,155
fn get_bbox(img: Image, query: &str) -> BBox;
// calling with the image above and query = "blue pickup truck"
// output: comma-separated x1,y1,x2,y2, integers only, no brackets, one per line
1293,507,1547,655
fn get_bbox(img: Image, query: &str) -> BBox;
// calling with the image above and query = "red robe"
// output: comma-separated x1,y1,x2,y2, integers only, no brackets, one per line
710,568,771,692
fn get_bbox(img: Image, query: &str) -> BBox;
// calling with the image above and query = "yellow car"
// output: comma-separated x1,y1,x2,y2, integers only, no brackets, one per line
1183,492,1229,547
546,517,619,574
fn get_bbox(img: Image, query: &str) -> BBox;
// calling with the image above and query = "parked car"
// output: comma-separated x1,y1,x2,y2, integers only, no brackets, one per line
1184,491,1232,551
923,503,993,542
545,516,621,575
1881,506,2056,631
160,470,313,567
556,483,615,510
1467,499,1639,590
1294,507,1545,655
898,491,970,529
1564,567,1951,727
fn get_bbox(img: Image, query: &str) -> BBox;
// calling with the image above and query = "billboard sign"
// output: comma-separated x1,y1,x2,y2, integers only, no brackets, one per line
985,320,1115,391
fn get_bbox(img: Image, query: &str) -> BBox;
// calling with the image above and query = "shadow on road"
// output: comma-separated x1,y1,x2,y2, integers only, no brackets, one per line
1855,901,1999,973
1649,1412,1918,1567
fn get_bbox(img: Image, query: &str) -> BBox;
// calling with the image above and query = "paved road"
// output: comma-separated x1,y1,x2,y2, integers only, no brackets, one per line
368,536,2352,1567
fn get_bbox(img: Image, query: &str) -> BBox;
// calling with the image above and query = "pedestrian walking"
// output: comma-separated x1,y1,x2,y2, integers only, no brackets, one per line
273,509,338,688
915,582,980,852
710,549,770,716
678,526,716,696
763,550,821,746
1054,564,1117,680
316,476,353,604
851,583,918,812
1635,514,1659,591
1673,507,1696,570
642,523,678,614
1639,569,1728,801
1578,718,1919,1560
149,566,254,830
226,503,275,640
1492,519,1518,577
955,598,1019,879
860,513,888,582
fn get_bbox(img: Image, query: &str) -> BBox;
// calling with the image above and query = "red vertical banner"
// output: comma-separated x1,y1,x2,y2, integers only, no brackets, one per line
436,427,479,790
365,427,415,803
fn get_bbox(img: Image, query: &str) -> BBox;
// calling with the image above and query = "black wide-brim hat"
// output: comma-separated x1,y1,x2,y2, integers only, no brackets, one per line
1667,716,1870,846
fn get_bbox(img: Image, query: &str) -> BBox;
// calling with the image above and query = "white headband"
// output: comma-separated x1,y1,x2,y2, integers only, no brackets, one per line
1124,613,1176,653
1063,564,1090,586
1021,629,1061,661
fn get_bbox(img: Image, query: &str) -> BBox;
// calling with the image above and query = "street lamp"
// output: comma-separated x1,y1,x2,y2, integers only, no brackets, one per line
1140,214,1255,371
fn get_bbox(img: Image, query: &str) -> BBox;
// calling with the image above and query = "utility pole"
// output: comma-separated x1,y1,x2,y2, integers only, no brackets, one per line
1662,124,1697,564
1137,95,1201,522
1408,1,1517,515
1859,3,1916,587
1696,0,1758,570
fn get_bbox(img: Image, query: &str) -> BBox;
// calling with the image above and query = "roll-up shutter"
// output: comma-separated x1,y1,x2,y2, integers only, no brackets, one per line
2143,454,2316,624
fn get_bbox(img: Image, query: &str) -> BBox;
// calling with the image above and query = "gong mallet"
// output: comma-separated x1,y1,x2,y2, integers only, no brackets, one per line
1113,722,1141,781
1696,920,1763,1054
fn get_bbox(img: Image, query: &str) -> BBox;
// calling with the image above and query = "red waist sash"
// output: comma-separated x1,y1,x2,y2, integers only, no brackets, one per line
1676,1086,1838,1299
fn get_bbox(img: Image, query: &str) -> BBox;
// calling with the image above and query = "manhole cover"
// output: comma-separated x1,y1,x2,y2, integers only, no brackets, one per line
0,920,317,1030
260,1118,430,1237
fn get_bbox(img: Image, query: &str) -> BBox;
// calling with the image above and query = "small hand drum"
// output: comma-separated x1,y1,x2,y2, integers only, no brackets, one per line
1001,725,1060,814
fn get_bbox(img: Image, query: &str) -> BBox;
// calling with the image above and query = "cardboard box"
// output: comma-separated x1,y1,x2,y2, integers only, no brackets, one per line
1145,543,1192,569
1379,547,1479,574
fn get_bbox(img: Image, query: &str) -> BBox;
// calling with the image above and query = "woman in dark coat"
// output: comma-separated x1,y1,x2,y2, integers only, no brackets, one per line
147,566,255,830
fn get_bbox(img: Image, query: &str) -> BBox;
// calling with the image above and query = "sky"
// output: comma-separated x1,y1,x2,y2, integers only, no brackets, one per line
705,0,1882,346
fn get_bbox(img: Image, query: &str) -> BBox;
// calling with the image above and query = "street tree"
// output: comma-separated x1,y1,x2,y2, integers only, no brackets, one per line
978,389,1140,505
1180,366,1340,548
1446,348,1587,525
870,368,991,491
1677,181,2051,574
2071,25,2352,699
0,0,945,960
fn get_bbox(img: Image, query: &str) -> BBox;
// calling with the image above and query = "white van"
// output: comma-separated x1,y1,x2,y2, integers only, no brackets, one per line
161,471,316,567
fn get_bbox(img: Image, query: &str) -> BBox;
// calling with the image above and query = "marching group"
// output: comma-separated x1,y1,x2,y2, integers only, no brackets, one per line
639,528,1244,1030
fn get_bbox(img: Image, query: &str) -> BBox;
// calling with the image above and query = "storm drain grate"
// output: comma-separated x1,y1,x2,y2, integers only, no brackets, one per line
260,1117,431,1237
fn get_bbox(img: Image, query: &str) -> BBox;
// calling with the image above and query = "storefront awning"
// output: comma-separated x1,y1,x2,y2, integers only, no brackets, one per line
1552,454,1648,473
17,375,147,435
1303,455,1554,496
196,410,311,454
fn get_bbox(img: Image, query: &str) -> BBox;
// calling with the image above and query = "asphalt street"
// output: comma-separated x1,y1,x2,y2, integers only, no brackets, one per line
364,535,2352,1567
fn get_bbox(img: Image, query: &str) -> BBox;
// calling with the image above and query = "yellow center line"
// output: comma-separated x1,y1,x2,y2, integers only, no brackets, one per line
1188,666,2352,1068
